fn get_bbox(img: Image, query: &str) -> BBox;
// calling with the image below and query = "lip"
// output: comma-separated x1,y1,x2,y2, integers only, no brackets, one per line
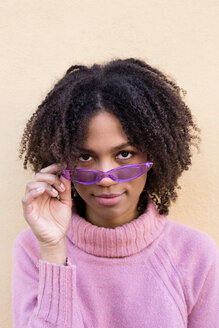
94,193,124,206
94,193,122,198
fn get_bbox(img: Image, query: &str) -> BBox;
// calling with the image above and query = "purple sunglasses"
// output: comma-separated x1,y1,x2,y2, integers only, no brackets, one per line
61,162,153,185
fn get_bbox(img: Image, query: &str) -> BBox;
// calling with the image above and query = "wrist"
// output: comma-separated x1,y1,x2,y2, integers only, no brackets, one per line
39,238,67,265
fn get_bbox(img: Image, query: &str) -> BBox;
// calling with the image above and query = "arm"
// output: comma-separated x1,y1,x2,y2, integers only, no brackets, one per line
39,238,67,265
187,241,219,327
13,164,84,327
12,234,84,327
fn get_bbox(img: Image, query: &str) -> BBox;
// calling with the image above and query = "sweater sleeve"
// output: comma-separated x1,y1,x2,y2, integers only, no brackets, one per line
187,238,219,328
12,232,84,328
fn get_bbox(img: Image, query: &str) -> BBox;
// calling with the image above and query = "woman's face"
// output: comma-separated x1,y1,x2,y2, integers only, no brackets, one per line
74,111,147,228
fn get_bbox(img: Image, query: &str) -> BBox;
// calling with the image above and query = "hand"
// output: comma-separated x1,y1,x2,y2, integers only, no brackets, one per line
22,163,72,248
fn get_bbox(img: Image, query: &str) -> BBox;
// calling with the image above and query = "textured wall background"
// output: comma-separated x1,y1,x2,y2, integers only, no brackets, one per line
0,0,218,326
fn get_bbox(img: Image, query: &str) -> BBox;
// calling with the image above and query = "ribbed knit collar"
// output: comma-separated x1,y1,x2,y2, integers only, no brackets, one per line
67,198,167,258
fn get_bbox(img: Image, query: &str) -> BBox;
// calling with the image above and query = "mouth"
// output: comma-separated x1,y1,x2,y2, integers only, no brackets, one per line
93,193,124,206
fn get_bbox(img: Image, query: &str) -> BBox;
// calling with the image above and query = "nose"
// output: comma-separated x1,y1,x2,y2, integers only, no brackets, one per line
96,176,118,187
95,164,118,187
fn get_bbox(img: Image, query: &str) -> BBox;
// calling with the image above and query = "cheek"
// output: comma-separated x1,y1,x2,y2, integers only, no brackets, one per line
128,175,147,197
74,184,91,200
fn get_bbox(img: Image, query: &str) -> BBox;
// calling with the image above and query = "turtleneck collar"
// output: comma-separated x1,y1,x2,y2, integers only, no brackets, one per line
67,198,167,258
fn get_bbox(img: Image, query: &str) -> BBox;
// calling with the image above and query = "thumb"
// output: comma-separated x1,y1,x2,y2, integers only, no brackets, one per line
59,175,72,207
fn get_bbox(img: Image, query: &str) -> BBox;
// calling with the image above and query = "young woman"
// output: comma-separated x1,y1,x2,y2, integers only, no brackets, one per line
13,58,219,327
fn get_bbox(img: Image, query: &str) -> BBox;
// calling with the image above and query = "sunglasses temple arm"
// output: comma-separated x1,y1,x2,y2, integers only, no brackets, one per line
142,163,153,174
61,170,71,181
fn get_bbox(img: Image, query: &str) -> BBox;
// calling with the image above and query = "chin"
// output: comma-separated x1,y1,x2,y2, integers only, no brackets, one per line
95,206,130,221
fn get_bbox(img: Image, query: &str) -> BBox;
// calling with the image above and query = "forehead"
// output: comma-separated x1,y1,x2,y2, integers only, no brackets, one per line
82,111,129,149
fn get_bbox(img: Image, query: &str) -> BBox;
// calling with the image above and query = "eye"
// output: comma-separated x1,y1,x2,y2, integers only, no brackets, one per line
117,151,135,160
79,154,93,162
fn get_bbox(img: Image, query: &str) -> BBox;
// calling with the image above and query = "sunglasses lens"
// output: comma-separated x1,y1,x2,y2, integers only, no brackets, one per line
72,170,98,183
115,166,142,180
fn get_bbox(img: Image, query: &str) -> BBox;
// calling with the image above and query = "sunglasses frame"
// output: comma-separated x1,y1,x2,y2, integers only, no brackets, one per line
61,162,153,185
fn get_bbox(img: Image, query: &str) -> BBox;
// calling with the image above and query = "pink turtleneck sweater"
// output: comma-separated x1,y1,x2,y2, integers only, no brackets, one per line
12,199,219,327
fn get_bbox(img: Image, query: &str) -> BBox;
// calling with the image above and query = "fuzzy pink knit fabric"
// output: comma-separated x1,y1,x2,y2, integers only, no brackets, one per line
12,199,219,327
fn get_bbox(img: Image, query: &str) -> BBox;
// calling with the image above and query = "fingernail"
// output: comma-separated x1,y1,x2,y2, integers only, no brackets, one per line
60,183,65,191
52,188,58,195
36,187,43,193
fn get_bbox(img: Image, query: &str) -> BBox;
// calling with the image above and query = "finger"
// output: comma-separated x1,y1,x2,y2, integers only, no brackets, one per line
34,172,65,193
40,163,67,174
58,175,72,207
22,187,46,207
25,182,59,198
22,187,47,220
25,181,48,193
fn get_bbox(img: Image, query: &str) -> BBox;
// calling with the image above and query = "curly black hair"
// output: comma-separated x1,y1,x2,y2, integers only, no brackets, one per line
19,58,200,216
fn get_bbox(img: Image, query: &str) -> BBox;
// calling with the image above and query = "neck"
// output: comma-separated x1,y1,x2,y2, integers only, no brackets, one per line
67,197,167,258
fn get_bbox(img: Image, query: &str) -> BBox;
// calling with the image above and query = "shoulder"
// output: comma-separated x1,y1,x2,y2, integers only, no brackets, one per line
158,218,219,314
159,218,219,279
162,218,218,259
13,228,40,264
13,228,39,248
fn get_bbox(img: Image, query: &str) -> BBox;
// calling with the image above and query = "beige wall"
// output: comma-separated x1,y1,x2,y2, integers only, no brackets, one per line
1,0,219,326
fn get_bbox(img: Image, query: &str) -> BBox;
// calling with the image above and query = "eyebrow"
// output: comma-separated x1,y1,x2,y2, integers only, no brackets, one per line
77,142,132,153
